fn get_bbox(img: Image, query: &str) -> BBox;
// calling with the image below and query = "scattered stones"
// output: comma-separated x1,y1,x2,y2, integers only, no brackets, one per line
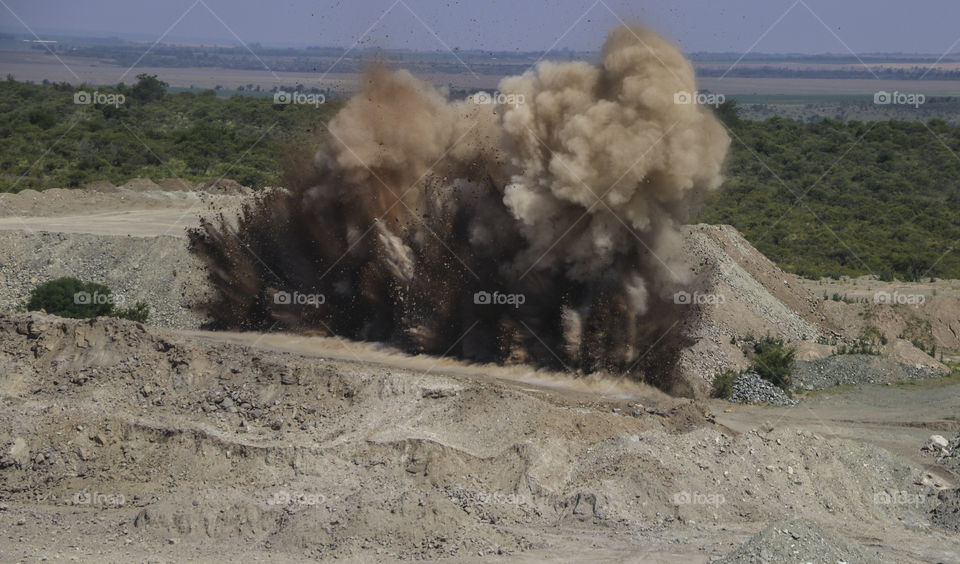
930,488,960,534
728,372,797,406
717,519,878,563
794,354,944,391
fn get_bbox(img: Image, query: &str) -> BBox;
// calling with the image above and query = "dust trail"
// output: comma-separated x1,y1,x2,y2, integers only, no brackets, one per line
188,26,729,391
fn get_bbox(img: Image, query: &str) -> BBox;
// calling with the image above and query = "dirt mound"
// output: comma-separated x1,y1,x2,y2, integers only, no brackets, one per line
717,519,880,563
157,178,194,192
120,178,162,192
675,224,827,395
82,180,118,192
812,282,960,362
194,178,253,195
0,312,953,561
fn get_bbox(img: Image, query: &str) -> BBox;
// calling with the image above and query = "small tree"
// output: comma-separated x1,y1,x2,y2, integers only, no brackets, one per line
131,74,167,102
711,369,739,399
750,336,796,392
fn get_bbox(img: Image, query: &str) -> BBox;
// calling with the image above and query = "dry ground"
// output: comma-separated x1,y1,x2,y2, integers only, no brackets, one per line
0,185,959,562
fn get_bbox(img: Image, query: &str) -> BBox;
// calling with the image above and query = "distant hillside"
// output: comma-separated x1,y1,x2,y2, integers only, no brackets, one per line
1,79,956,281
699,106,960,280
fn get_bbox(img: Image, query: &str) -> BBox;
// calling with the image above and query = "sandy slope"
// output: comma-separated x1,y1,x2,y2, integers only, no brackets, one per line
1,312,958,562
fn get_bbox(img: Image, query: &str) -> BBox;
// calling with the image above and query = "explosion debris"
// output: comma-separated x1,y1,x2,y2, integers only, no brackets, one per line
188,26,730,388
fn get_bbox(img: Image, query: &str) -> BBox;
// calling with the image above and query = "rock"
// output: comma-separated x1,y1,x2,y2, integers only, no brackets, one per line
728,372,796,407
7,437,30,469
926,435,949,451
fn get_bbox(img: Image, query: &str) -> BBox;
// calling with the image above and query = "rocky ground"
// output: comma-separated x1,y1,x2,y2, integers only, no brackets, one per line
727,372,797,407
1,312,958,562
794,354,947,391
716,519,884,563
1,184,959,562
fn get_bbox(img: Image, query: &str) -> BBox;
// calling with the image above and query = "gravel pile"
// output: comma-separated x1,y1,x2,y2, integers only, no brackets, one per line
728,372,796,406
930,488,960,534
0,231,209,330
717,519,878,563
794,354,943,390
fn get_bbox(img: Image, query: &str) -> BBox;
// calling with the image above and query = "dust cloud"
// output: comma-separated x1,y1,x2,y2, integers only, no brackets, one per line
188,26,729,388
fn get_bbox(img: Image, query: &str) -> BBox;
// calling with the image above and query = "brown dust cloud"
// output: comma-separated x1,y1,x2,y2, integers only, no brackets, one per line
188,26,730,389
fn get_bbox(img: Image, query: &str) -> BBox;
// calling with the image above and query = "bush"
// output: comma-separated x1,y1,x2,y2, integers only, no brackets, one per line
711,369,739,398
750,336,796,393
26,277,149,322
115,301,150,323
26,277,114,318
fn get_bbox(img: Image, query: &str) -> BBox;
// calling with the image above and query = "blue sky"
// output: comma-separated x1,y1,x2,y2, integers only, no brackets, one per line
3,0,960,55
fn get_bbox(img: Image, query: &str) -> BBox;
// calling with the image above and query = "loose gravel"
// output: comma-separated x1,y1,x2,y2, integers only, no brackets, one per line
794,354,944,391
717,519,880,563
728,372,797,406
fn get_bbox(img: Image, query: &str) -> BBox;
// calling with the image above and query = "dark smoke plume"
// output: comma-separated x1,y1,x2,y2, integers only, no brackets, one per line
188,27,730,388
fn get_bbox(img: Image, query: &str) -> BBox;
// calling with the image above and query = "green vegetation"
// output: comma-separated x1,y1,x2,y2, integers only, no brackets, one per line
0,75,339,191
700,103,960,280
26,277,150,322
27,277,113,318
836,325,887,355
3,79,958,280
897,316,937,356
749,336,796,393
711,369,738,398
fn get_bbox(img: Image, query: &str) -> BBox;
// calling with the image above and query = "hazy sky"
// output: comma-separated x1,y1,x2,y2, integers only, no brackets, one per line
3,0,960,55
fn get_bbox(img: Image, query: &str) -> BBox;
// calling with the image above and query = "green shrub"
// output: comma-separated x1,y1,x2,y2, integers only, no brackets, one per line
26,277,149,322
115,301,150,323
712,369,739,398
750,336,796,393
26,277,114,318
